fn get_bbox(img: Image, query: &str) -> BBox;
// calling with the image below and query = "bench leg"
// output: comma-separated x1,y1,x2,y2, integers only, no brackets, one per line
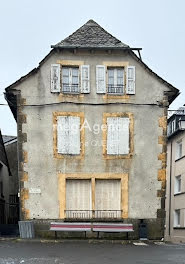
97,231,100,239
126,232,129,240
55,231,57,239
85,231,86,239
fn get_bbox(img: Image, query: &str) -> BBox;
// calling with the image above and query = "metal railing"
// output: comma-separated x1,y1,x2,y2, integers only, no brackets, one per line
65,210,122,219
62,84,80,94
107,85,124,95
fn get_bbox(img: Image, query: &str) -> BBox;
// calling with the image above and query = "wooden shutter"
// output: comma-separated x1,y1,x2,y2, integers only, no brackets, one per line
126,66,135,94
81,65,90,93
107,117,130,155
51,64,60,92
57,116,80,155
96,65,106,93
68,116,81,154
107,117,119,154
118,117,130,154
66,180,92,218
95,180,121,218
57,116,69,154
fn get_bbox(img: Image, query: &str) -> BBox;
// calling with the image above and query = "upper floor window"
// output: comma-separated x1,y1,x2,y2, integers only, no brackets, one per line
51,63,135,95
51,64,90,94
107,68,124,95
96,65,135,95
172,120,176,133
176,139,182,160
174,209,180,227
62,67,79,94
174,175,181,194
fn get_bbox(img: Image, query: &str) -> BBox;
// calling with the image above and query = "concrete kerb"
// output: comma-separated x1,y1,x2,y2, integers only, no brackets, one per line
0,237,167,245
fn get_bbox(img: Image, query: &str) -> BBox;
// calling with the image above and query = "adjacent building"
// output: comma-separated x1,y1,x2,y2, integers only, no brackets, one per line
165,108,185,242
5,20,179,239
0,132,19,225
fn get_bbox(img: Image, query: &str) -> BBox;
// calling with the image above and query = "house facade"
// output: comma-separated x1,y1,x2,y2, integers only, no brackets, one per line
5,20,178,239
165,108,185,242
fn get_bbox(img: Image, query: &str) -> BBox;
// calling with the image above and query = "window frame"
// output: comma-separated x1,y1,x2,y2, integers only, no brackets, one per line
107,67,125,95
102,112,134,159
62,66,80,94
174,175,181,194
58,173,128,220
174,209,180,227
176,139,182,160
53,112,85,159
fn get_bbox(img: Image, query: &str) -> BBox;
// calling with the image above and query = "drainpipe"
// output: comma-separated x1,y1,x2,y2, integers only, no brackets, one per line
169,141,173,236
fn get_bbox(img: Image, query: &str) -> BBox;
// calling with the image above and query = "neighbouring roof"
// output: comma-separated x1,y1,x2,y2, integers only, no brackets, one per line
2,135,17,144
51,20,130,49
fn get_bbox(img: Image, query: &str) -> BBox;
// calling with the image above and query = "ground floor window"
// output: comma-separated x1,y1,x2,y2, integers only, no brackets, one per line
63,177,123,219
66,179,92,219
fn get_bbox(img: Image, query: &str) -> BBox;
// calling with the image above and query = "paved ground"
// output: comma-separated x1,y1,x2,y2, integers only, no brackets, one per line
0,240,185,264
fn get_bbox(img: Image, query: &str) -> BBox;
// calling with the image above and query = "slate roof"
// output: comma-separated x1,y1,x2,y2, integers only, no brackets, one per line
2,135,17,144
51,19,130,49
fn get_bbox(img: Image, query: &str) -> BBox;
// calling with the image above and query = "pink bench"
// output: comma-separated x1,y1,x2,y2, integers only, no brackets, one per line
50,222,134,239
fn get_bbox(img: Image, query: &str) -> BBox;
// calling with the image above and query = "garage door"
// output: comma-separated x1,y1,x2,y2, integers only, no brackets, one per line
95,179,121,218
66,179,92,218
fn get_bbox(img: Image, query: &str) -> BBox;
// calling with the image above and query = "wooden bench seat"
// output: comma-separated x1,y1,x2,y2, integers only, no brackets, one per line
50,222,134,239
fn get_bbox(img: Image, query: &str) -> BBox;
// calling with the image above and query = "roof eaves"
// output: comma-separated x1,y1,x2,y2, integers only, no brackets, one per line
129,50,179,104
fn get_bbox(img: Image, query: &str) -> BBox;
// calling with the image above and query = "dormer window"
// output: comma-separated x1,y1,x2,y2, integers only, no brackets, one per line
62,67,79,94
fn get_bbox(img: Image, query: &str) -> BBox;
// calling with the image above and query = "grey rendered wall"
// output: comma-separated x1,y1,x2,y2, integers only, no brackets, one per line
13,50,169,222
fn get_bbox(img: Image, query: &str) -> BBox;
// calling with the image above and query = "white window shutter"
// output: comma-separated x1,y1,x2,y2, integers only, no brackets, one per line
96,65,106,93
107,117,119,154
51,64,60,92
57,116,69,154
68,116,81,154
126,66,135,94
81,65,90,93
118,117,130,154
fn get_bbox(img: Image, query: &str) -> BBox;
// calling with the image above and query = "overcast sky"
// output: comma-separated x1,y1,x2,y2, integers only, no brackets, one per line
0,0,185,136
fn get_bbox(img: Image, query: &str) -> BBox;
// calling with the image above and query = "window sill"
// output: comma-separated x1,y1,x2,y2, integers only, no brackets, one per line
173,226,185,229
174,192,185,196
175,155,185,162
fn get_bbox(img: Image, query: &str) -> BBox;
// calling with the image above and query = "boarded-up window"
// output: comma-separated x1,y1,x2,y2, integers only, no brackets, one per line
107,117,129,155
66,180,92,218
57,116,80,155
95,180,121,218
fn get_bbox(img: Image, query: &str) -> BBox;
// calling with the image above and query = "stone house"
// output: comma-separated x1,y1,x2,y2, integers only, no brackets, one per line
5,20,179,239
165,108,185,242
0,132,18,226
